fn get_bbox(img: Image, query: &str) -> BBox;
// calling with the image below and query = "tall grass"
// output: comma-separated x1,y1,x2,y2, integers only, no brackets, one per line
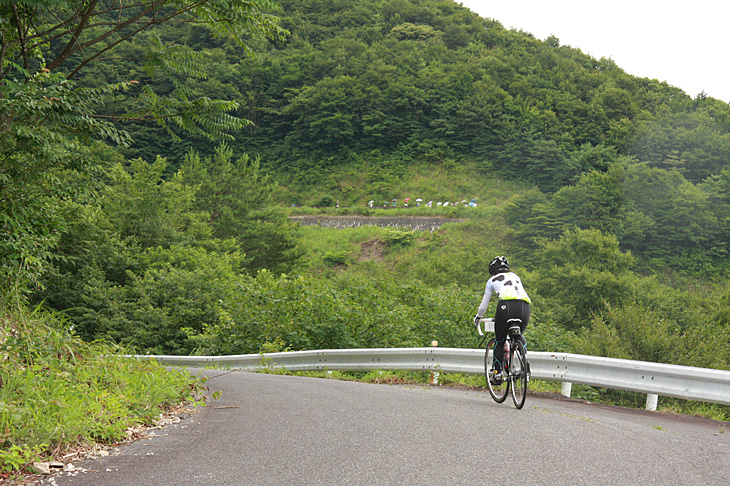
0,306,204,476
279,159,530,210
298,225,398,271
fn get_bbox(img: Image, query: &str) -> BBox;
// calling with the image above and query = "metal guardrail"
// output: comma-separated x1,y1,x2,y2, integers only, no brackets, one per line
142,348,730,411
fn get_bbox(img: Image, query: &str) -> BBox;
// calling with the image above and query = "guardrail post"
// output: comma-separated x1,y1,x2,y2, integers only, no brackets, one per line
430,370,440,384
429,341,439,384
561,382,572,398
646,394,658,411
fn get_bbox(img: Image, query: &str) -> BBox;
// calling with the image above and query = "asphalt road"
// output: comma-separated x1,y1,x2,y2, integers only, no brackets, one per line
38,370,729,485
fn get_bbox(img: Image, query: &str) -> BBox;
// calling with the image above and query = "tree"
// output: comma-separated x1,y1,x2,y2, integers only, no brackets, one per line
504,188,564,250
389,22,443,41
74,244,245,354
0,70,132,299
2,1,285,78
533,228,636,329
569,303,678,364
0,0,286,299
101,157,210,249
178,146,304,274
1,0,286,139
282,75,365,150
620,163,717,263
552,163,625,233
491,129,573,192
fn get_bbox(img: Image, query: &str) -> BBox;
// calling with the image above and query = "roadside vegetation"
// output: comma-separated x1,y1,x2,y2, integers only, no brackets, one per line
0,306,205,481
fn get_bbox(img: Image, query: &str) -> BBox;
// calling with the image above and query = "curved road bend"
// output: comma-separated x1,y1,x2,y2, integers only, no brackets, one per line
39,370,729,485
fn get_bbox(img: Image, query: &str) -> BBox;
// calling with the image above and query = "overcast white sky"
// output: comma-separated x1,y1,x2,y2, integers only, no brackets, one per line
459,1,729,103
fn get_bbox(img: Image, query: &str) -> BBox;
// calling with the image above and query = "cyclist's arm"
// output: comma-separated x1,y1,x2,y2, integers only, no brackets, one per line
476,282,494,318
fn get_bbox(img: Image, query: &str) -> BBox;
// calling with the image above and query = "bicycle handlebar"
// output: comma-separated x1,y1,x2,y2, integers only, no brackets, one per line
476,317,494,336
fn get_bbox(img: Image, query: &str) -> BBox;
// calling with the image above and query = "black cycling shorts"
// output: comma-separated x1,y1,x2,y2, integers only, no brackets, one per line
492,299,530,369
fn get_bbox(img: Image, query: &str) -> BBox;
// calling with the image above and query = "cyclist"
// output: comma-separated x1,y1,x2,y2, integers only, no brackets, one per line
473,256,531,384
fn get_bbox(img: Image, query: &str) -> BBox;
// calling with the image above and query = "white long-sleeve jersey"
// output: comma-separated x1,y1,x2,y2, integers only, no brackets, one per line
477,271,531,317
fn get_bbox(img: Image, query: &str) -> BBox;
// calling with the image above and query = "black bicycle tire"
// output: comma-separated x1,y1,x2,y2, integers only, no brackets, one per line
510,342,528,409
485,338,509,403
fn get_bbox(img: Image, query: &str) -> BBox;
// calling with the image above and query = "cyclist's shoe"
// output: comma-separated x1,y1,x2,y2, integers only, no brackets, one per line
526,361,531,382
489,368,503,385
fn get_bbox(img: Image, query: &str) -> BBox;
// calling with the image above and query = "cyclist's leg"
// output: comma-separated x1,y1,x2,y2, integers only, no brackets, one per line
516,300,530,351
516,300,531,375
492,301,509,372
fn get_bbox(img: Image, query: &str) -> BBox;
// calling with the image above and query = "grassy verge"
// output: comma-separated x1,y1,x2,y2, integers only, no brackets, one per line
568,385,730,421
0,306,206,483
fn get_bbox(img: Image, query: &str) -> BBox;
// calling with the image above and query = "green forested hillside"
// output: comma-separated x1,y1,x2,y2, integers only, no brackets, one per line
117,0,730,185
90,0,730,271
1,0,729,435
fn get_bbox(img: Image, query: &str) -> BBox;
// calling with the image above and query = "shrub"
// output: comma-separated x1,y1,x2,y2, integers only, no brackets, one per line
0,307,203,474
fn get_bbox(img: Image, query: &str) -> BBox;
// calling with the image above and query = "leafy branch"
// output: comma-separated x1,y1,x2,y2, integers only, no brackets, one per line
1,1,287,81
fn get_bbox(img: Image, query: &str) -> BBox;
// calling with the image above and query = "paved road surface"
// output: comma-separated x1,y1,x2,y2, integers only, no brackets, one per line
38,370,729,485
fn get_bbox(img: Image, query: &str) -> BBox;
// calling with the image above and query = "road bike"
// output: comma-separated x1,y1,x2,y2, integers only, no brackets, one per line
476,318,528,409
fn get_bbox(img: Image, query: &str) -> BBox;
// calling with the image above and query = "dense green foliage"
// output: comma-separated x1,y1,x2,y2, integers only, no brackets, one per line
190,266,474,354
3,0,729,361
36,151,302,355
2,0,728,361
0,0,287,299
0,0,290,476
112,0,730,182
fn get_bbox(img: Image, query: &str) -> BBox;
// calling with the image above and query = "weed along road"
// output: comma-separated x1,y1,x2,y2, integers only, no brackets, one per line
42,370,729,485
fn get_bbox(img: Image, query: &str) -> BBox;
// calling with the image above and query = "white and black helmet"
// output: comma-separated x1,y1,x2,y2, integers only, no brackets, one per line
489,255,509,275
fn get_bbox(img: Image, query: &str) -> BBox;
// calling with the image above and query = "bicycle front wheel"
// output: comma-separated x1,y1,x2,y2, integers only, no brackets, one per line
485,338,509,403
510,342,528,409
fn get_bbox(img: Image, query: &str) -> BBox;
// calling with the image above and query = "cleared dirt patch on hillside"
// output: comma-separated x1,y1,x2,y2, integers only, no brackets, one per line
358,239,386,263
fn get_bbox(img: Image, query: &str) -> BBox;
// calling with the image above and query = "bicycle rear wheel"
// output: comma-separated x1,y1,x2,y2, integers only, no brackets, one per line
485,338,509,403
510,342,528,409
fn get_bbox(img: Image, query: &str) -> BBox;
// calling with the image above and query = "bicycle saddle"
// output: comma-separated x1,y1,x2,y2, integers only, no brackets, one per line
506,318,522,336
